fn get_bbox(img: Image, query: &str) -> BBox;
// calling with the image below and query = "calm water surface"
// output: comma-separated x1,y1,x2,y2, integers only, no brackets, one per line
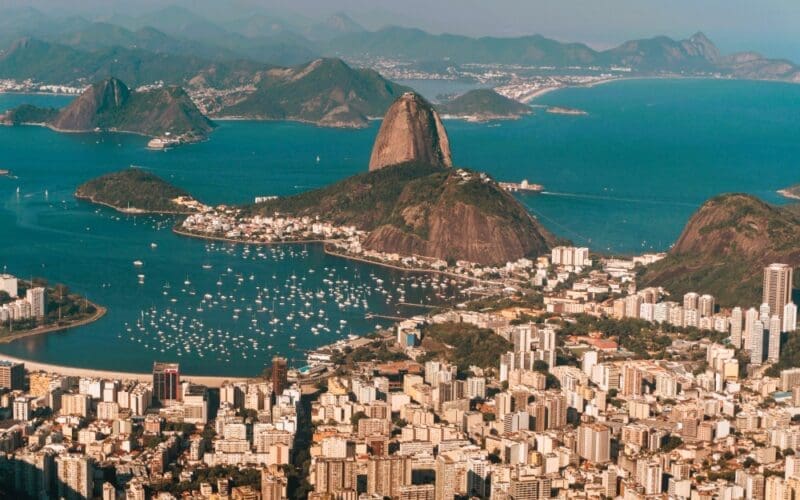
1,78,799,374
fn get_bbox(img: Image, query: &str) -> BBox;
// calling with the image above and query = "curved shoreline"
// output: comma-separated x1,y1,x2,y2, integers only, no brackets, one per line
172,226,506,286
777,188,800,201
0,302,107,344
172,226,343,246
75,193,195,215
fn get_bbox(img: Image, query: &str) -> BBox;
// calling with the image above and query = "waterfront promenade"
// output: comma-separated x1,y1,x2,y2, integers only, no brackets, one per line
0,352,249,387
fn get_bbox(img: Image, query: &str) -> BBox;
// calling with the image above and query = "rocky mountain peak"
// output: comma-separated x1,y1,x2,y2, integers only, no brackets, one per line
368,92,453,172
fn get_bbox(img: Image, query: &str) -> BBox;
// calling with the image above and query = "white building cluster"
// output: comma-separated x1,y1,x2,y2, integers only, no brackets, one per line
0,274,45,322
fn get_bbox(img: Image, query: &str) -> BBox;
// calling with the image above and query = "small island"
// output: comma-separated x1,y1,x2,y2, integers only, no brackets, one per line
437,89,531,122
546,106,588,116
75,168,204,214
0,77,215,147
778,184,800,200
0,274,105,343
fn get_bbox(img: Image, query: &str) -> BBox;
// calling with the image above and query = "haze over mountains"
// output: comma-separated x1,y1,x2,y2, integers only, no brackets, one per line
0,5,799,86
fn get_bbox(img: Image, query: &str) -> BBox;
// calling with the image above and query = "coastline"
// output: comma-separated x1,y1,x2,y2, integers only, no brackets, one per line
0,302,107,345
0,350,248,387
172,226,343,246
172,225,508,287
75,193,196,216
777,188,800,201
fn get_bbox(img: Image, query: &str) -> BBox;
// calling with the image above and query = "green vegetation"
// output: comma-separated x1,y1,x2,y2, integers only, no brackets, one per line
559,314,726,359
5,78,214,139
222,58,410,127
0,279,98,337
248,162,445,230
765,333,800,376
438,89,530,119
0,104,58,124
467,292,544,312
330,338,409,369
54,78,213,138
640,193,800,306
75,168,197,214
661,435,684,452
99,85,214,138
421,321,513,371
0,38,263,88
246,161,550,265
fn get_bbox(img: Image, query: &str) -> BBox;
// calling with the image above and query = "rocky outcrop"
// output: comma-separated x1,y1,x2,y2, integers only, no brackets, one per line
6,77,214,139
369,92,453,171
362,173,550,264
640,194,800,305
251,162,552,266
51,77,130,131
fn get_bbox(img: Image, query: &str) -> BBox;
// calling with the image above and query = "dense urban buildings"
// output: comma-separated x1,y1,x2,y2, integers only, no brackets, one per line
1,244,800,500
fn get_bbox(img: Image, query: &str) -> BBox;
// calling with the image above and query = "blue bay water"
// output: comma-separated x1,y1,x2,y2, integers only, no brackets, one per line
1,78,799,375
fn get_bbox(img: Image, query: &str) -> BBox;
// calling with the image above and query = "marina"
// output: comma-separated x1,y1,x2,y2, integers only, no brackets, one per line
1,79,800,375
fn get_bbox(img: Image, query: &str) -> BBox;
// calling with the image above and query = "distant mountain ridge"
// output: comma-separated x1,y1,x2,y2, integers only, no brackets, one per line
0,37,263,88
217,58,411,128
327,27,800,81
1,7,799,90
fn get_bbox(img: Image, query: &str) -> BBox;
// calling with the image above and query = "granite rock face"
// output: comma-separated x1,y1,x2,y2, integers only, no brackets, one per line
368,92,453,171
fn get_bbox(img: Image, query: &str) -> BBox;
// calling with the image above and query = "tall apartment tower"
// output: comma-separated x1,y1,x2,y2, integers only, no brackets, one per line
271,356,288,396
730,307,743,349
0,360,24,390
763,263,793,320
152,362,180,403
56,455,93,500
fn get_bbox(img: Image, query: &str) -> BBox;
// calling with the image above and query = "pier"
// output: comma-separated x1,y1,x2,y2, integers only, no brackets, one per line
498,179,544,193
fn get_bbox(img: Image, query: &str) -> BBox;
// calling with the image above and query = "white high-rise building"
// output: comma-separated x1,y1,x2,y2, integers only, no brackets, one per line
751,321,765,365
763,263,793,320
26,287,46,319
745,307,759,350
466,377,486,400
0,274,18,298
639,302,655,322
582,350,598,377
760,303,772,323
13,396,31,421
653,302,672,324
731,307,743,349
683,292,699,311
698,294,715,317
784,302,798,333
769,315,782,362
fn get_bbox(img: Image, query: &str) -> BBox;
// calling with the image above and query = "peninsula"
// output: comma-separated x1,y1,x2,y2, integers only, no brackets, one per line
75,168,203,214
0,77,214,144
0,275,105,343
180,92,553,266
778,183,800,200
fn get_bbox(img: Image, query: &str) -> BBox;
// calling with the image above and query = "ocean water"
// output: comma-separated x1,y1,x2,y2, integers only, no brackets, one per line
1,78,800,374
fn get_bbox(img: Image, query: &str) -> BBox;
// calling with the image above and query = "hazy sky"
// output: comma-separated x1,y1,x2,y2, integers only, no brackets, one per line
3,0,799,60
